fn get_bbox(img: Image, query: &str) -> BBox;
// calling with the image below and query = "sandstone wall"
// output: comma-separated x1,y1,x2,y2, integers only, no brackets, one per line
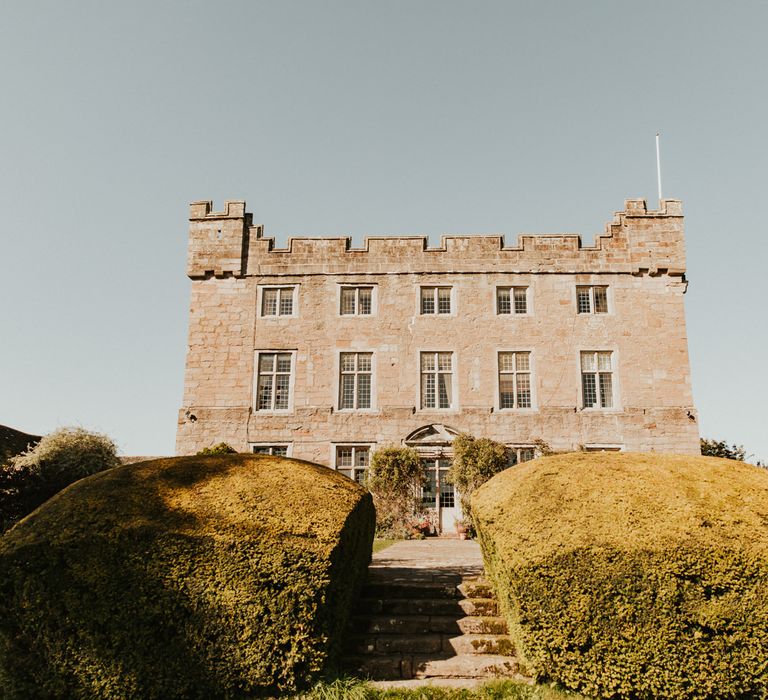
176,199,699,460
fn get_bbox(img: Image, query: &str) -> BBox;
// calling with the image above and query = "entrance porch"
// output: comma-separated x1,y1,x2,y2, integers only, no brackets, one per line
405,424,462,537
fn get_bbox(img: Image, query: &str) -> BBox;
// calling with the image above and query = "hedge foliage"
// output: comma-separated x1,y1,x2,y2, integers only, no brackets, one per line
0,454,375,699
473,452,768,700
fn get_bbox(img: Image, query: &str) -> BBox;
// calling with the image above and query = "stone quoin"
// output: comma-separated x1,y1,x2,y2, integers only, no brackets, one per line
176,198,699,534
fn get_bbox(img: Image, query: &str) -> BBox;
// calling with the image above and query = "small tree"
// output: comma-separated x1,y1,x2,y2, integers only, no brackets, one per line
367,446,425,537
700,438,746,461
448,433,508,534
197,442,237,455
1,427,120,532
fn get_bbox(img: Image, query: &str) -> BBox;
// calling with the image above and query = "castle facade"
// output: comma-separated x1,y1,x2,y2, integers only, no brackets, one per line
176,198,699,533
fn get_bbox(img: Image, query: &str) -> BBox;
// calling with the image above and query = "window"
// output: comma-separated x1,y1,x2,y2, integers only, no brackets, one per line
421,287,452,315
421,352,453,409
256,352,292,410
585,444,623,452
581,351,614,408
422,458,456,510
335,445,371,484
507,446,537,466
261,287,295,316
252,445,289,456
339,353,372,409
439,482,455,508
340,286,373,315
498,352,532,409
422,466,437,505
339,352,373,409
497,287,528,315
576,285,608,314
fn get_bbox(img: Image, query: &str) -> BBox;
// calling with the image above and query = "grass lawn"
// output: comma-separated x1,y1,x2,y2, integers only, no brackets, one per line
294,678,585,699
372,538,399,554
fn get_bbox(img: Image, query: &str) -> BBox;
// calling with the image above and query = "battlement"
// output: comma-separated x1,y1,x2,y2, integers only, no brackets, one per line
186,198,685,278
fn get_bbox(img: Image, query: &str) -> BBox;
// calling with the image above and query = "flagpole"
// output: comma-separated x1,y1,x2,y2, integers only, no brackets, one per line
656,132,663,207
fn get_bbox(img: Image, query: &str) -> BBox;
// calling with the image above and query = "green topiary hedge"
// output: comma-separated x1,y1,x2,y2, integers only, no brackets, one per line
473,452,768,700
0,454,375,699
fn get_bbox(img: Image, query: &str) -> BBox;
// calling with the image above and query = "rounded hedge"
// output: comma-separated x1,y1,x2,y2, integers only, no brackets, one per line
0,454,375,699
473,452,768,700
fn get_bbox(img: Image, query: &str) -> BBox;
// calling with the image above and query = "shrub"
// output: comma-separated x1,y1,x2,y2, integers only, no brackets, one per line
368,446,425,538
447,433,507,534
0,427,119,532
196,442,237,455
473,452,768,700
0,454,375,698
700,437,746,461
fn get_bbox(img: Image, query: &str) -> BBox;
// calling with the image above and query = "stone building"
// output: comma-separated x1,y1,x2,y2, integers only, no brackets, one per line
176,198,699,533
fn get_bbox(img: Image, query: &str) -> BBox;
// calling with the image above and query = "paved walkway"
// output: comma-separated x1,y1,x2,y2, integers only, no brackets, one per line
370,539,485,581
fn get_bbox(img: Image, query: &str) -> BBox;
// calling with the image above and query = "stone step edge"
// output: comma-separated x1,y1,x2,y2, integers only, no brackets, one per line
352,614,508,635
356,597,500,612
458,580,495,598
369,677,534,690
348,632,516,656
346,653,525,682
413,652,522,680
362,582,464,599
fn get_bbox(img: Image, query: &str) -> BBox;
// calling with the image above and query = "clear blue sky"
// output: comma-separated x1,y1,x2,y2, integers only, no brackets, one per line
1,1,766,461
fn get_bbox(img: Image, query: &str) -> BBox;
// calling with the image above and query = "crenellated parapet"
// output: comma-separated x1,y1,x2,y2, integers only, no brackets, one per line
187,200,255,278
186,198,685,279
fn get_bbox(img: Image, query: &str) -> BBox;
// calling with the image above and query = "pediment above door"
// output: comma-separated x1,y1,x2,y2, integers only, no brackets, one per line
404,424,460,447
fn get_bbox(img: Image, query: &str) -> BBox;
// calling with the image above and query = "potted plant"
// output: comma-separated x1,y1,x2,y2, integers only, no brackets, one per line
456,518,469,540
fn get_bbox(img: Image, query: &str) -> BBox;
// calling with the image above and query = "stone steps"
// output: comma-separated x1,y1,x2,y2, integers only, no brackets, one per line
346,574,523,681
352,614,508,635
356,596,499,617
347,653,521,681
413,653,520,679
363,581,462,599
350,631,516,656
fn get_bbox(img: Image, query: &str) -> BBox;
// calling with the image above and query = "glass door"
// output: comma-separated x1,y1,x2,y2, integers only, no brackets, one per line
421,458,460,535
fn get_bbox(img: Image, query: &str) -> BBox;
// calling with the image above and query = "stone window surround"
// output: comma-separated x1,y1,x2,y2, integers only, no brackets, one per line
584,443,624,452
337,282,378,317
573,282,611,315
577,348,621,411
417,349,459,412
250,443,293,456
418,285,456,317
252,349,298,413
336,350,377,412
506,444,538,465
329,442,375,483
257,284,299,318
496,285,532,316
495,348,537,412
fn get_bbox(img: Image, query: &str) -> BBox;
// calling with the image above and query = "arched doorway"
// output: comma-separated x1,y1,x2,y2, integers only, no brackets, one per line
404,424,461,536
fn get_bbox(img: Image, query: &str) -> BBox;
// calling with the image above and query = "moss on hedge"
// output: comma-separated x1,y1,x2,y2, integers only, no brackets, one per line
0,454,375,699
473,452,768,700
